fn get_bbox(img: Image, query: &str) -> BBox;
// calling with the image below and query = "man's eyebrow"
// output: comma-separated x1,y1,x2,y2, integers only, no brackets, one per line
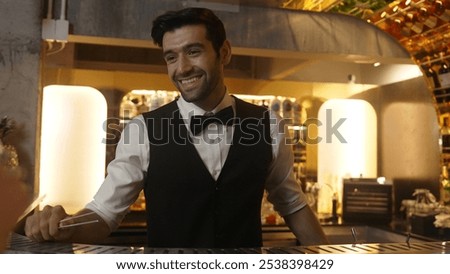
163,42,205,56
183,42,205,50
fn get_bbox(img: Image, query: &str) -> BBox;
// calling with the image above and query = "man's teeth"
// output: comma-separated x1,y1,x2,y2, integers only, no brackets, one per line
181,76,200,84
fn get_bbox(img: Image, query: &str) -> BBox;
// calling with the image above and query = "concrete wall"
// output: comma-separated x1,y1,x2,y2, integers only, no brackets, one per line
0,0,42,189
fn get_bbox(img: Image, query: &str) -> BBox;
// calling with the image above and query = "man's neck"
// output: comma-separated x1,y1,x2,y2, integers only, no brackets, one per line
195,87,227,111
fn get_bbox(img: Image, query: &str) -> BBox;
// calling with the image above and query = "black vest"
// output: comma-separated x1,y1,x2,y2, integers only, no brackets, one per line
142,97,272,248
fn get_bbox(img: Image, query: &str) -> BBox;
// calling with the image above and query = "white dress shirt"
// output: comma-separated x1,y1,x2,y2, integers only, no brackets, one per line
86,93,306,231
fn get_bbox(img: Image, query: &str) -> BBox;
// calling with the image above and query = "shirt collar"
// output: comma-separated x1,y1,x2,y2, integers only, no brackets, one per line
176,92,235,123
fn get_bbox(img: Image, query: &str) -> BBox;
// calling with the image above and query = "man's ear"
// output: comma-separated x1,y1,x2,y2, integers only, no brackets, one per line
220,40,232,65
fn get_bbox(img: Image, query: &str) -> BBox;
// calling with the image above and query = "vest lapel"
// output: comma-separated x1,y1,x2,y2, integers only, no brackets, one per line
174,108,218,182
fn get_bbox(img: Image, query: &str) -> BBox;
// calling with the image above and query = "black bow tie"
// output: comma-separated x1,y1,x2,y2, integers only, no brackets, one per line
190,106,235,135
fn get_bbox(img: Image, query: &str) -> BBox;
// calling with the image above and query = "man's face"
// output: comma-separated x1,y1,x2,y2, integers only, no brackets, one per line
162,24,229,109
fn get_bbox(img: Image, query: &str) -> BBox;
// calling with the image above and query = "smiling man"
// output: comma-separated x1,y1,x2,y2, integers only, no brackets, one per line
161,25,229,110
25,7,328,248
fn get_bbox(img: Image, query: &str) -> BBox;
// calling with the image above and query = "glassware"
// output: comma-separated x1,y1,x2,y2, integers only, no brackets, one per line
120,94,138,122
441,117,450,154
438,52,450,87
440,165,450,205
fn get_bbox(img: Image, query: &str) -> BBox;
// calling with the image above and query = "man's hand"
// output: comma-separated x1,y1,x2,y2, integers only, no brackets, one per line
25,207,111,244
24,205,74,242
284,205,330,246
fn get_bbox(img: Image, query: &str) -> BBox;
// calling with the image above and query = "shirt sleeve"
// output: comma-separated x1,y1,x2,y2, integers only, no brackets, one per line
265,111,307,217
85,115,149,231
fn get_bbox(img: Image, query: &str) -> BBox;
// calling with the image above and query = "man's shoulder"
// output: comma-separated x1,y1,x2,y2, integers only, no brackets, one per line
233,95,270,118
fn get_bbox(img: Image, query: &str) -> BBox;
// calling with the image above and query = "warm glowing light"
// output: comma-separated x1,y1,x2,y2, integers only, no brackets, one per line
39,85,107,214
289,125,306,131
233,94,276,101
317,99,377,215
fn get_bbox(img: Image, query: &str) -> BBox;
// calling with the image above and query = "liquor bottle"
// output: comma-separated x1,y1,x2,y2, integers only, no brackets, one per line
422,60,440,89
434,0,450,22
292,100,302,125
418,5,438,29
120,94,138,123
136,95,151,114
423,55,444,104
396,12,413,37
440,164,450,205
441,116,450,154
282,98,293,121
149,91,161,111
398,0,412,9
405,11,424,35
385,16,404,39
367,5,389,24
438,52,450,88
270,97,281,116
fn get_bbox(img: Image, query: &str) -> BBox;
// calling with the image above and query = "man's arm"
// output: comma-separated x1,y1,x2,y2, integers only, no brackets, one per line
283,205,329,246
25,206,111,244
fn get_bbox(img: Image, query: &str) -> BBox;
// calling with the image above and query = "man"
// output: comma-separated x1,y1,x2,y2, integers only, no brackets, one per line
25,7,328,248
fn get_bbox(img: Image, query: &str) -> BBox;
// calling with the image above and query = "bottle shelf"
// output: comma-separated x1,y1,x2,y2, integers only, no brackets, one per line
372,0,427,26
434,85,450,91
366,0,450,60
399,21,450,44
419,50,450,65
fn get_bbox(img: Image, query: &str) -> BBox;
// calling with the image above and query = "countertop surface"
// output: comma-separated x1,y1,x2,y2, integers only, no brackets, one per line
7,211,450,254
5,233,450,254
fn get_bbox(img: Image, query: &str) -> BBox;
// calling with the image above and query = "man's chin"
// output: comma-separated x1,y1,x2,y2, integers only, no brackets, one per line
179,91,201,103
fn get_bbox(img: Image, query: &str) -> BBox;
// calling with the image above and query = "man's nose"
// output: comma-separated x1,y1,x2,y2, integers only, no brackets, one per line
176,55,192,74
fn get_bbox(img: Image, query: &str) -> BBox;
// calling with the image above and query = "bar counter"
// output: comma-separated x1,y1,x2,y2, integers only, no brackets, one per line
5,233,450,254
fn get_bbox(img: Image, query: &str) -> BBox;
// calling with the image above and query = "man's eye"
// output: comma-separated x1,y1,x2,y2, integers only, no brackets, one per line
188,49,201,56
164,55,176,63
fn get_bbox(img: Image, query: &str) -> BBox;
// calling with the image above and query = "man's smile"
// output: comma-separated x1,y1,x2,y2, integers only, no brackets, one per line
179,75,201,85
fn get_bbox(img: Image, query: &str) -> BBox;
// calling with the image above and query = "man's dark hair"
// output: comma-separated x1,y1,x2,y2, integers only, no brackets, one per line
151,7,226,55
